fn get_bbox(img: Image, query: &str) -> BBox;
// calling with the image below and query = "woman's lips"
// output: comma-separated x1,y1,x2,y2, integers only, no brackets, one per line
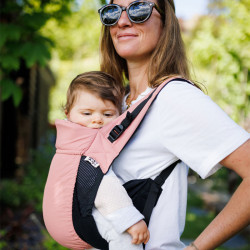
117,33,137,40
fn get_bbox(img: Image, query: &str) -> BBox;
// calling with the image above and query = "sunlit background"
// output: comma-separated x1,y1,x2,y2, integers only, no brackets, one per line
0,0,249,249
175,0,209,19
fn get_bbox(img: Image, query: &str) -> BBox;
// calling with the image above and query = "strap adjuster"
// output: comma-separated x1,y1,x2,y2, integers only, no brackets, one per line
108,125,124,143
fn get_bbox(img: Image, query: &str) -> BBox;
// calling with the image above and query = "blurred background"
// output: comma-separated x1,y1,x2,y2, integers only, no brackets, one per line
0,0,249,249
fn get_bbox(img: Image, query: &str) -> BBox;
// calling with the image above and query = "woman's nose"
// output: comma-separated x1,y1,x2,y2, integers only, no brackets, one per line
117,10,132,28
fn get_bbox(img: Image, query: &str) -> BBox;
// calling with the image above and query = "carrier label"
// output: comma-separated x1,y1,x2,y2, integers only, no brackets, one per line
84,156,100,168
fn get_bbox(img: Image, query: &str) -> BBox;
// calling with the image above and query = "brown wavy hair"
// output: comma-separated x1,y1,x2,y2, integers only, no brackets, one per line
65,71,125,114
100,0,197,88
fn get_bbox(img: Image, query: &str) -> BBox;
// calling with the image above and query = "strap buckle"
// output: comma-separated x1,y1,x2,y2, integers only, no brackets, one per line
108,124,124,143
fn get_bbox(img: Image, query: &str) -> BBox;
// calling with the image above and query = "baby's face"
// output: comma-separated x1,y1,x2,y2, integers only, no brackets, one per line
67,89,119,129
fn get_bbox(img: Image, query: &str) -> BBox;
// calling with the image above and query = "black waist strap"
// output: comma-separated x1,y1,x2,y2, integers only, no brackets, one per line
143,159,181,224
124,159,181,225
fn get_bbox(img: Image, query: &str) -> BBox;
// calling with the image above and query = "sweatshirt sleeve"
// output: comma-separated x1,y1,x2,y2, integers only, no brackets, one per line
94,167,144,233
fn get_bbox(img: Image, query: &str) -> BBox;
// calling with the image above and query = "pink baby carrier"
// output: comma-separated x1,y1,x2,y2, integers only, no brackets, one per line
43,78,190,249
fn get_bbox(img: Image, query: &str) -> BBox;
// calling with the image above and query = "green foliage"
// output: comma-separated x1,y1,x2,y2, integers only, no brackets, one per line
42,229,68,250
43,0,102,122
100,0,107,5
182,189,215,239
182,188,249,249
0,78,22,106
0,0,76,106
0,230,7,249
186,0,250,125
187,190,204,208
182,211,216,239
0,133,55,211
41,0,102,60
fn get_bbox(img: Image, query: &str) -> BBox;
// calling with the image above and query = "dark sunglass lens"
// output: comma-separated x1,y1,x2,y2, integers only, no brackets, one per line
128,2,151,22
101,6,121,25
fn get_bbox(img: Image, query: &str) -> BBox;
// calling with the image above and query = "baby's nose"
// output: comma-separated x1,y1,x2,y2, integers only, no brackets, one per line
92,114,103,124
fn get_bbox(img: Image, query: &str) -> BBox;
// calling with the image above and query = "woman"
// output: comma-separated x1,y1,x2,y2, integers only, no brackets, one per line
98,0,250,249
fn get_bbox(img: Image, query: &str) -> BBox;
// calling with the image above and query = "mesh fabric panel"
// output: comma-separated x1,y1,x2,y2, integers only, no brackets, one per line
72,156,109,249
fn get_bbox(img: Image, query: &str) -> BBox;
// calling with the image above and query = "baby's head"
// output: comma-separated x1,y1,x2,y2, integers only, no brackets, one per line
65,71,124,129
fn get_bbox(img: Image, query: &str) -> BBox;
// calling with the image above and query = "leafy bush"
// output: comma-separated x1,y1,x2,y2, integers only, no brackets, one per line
0,132,55,212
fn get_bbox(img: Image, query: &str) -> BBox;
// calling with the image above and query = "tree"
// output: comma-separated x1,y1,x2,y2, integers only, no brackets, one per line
184,0,250,194
41,0,102,61
186,0,250,126
0,0,77,178
0,0,107,106
0,0,76,106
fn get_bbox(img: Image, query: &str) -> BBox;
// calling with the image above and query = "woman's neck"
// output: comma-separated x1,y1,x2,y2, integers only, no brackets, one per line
127,61,149,102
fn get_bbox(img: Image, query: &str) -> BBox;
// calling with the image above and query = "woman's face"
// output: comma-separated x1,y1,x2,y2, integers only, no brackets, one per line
110,0,163,63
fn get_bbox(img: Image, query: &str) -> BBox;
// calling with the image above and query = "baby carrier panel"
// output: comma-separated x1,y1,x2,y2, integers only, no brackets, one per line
43,78,192,249
43,153,88,249
43,120,117,249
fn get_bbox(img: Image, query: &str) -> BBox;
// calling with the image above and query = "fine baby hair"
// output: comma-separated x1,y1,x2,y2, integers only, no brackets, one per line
64,71,124,115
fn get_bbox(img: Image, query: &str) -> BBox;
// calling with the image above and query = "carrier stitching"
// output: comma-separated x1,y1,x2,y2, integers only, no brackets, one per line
80,130,100,156
56,149,83,155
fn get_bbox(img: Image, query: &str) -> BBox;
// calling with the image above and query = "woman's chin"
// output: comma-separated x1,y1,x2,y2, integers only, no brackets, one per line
114,43,139,58
116,47,143,60
115,46,153,63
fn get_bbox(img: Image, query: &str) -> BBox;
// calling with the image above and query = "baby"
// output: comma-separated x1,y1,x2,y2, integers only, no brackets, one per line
48,71,149,250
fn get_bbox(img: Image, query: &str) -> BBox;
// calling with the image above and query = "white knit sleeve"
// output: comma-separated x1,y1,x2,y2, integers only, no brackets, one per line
94,167,144,233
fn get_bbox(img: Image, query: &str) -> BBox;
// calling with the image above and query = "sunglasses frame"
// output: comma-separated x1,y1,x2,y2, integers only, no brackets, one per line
98,0,164,26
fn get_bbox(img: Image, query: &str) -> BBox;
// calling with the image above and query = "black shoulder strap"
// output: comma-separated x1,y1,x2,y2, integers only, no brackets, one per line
108,88,156,142
108,78,192,142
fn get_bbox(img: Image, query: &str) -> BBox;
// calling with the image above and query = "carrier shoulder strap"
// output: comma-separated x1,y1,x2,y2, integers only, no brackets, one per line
108,78,192,142
86,78,193,174
110,77,192,225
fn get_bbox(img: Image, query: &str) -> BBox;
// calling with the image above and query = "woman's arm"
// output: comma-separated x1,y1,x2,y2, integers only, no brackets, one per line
186,139,250,250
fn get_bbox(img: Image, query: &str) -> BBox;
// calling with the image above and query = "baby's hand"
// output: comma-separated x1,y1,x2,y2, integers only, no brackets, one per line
126,220,150,245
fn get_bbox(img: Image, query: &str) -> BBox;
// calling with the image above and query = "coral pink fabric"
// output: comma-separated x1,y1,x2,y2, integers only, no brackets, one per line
42,78,175,249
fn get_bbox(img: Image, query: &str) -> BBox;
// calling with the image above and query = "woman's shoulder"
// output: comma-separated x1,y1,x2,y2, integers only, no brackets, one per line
156,79,208,106
162,78,202,91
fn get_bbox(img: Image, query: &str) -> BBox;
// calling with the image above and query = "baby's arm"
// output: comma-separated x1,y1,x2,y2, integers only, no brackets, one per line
94,167,148,242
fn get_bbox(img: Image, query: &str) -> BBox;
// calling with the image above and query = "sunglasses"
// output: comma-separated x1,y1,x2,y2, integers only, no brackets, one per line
98,1,163,26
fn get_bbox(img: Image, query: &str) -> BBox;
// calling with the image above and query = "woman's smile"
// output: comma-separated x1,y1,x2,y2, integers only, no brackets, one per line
117,32,138,41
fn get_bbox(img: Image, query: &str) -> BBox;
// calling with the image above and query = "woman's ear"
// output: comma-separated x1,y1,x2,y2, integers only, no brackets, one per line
65,110,69,118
